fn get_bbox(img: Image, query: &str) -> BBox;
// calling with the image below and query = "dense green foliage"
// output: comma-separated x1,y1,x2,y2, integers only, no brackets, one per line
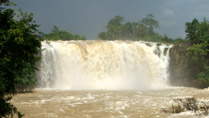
0,0,41,117
197,67,209,88
186,18,209,88
45,26,85,40
98,14,173,42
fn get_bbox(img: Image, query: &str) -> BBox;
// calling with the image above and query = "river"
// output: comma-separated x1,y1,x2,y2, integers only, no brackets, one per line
12,87,209,118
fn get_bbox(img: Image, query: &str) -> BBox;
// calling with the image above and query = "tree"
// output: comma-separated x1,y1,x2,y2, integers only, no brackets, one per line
121,22,133,38
186,18,209,62
98,32,108,40
98,14,164,41
185,18,200,43
106,15,124,39
133,23,147,38
186,18,209,88
0,0,41,117
140,14,159,35
45,25,85,40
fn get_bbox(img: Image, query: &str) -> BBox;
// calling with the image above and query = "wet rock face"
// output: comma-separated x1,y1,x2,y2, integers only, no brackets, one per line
162,97,209,116
154,47,161,57
169,42,202,86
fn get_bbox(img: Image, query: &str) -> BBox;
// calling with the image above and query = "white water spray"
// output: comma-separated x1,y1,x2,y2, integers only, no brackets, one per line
37,40,172,90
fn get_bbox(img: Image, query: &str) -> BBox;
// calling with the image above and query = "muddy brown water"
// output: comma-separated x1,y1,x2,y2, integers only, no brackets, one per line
11,87,209,118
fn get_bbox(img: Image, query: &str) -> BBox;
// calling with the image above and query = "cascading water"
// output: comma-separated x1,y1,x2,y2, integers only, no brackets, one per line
36,40,172,90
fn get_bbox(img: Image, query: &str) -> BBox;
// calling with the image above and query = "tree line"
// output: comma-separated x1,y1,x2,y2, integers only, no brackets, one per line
44,25,85,40
98,14,174,43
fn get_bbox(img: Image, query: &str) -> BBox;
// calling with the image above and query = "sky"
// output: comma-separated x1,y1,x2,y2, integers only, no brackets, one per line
12,0,209,39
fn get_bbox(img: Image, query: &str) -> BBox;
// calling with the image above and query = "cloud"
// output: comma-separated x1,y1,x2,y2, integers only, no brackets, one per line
194,11,209,19
160,20,176,27
159,8,176,27
163,9,174,16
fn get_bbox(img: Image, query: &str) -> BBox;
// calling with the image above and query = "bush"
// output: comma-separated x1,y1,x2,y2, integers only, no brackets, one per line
196,66,209,88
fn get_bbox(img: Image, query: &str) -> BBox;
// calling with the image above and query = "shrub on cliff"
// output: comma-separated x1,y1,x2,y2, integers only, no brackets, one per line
186,18,209,88
196,67,209,88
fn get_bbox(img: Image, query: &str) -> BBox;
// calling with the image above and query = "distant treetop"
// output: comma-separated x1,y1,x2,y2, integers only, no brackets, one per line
98,14,172,42
45,26,85,40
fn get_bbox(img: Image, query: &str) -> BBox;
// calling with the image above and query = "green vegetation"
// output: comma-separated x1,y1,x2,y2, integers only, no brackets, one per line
98,14,173,43
0,0,41,117
185,18,209,88
45,25,85,40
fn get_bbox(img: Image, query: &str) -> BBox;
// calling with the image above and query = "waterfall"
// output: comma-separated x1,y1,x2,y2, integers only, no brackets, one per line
36,40,172,90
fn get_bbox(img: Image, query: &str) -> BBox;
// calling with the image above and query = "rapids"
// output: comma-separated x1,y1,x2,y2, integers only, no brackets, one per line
11,88,209,118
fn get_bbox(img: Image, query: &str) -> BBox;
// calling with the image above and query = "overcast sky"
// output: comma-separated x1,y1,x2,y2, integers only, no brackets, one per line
12,0,209,39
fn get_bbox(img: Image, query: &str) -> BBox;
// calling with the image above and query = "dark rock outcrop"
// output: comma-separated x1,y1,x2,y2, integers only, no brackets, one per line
162,97,209,116
169,42,202,86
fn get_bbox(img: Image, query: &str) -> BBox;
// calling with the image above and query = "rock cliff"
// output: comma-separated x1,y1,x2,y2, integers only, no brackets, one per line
169,42,201,86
